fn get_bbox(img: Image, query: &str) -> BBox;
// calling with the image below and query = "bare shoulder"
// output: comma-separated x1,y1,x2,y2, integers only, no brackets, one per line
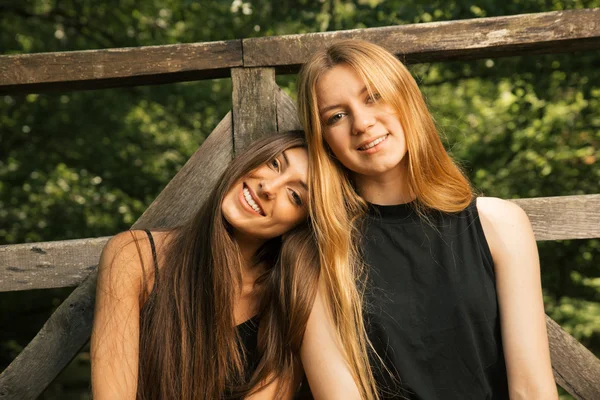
476,196,530,229
476,197,535,263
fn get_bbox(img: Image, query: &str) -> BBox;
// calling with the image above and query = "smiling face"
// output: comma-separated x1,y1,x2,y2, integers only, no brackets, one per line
316,63,407,180
221,147,309,244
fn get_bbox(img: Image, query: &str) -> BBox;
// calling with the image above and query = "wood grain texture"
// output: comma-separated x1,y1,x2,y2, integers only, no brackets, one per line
0,272,97,400
276,87,302,132
510,194,600,241
133,111,233,228
0,237,108,292
231,67,278,154
244,9,600,71
0,111,234,398
547,316,600,399
0,40,242,94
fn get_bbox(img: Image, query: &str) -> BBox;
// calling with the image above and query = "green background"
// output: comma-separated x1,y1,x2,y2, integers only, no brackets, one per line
1,0,598,398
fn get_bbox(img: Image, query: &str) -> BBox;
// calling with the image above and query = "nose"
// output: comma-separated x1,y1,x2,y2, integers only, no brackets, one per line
257,178,283,200
352,107,375,135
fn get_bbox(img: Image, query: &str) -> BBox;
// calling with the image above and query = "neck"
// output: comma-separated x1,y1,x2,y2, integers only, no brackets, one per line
234,233,266,280
353,157,415,205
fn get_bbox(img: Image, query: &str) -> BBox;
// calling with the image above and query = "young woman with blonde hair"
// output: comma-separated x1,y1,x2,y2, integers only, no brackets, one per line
91,131,376,400
297,40,557,399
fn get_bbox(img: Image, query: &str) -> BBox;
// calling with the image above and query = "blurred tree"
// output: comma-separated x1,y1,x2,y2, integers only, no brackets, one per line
1,0,598,398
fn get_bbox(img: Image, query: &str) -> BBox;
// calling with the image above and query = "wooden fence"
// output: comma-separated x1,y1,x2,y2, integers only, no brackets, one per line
1,8,600,399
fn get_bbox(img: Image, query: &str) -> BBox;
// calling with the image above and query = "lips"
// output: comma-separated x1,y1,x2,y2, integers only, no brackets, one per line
242,183,264,215
358,134,388,151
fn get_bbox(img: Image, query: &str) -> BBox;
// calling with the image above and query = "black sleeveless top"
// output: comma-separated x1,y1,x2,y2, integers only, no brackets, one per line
141,230,261,391
362,200,508,399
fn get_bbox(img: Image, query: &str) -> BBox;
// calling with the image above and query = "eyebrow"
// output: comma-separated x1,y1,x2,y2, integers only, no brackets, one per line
319,86,369,116
282,151,309,191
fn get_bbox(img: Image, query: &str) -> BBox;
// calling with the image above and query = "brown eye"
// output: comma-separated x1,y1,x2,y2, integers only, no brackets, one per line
327,112,345,125
289,189,303,206
268,158,280,171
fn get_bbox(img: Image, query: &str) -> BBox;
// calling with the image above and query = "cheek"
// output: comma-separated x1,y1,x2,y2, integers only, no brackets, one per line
383,113,405,135
220,192,234,220
323,129,348,155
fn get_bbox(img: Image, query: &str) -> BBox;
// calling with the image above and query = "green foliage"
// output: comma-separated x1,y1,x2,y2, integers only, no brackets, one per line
1,0,598,398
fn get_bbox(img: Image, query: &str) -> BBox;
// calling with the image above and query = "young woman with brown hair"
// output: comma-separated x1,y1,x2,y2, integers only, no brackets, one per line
91,131,376,399
298,40,557,399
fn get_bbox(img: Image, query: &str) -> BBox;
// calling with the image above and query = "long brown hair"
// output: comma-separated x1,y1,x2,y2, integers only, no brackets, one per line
137,132,320,399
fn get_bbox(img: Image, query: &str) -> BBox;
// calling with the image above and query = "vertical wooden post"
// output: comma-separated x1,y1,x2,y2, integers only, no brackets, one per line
276,88,302,132
231,67,277,155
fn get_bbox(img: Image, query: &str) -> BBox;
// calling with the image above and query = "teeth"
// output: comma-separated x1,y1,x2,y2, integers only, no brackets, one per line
243,187,263,215
360,135,387,150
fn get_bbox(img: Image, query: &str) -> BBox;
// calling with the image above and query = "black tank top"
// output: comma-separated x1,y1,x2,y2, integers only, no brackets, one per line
141,230,261,390
362,200,508,399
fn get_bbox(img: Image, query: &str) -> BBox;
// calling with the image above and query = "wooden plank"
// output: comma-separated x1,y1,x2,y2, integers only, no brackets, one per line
510,194,600,241
244,9,600,71
1,194,598,293
0,111,234,398
0,237,108,292
276,87,302,132
547,316,600,399
231,67,278,154
0,40,242,94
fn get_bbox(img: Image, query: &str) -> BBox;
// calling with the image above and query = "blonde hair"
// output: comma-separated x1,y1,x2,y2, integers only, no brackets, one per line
298,40,474,398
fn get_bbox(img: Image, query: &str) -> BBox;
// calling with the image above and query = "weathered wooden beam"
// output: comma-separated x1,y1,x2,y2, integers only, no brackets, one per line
0,110,234,399
510,194,600,241
0,272,97,400
231,67,278,154
0,40,242,94
2,9,598,94
547,316,600,399
243,9,600,71
134,111,233,228
0,237,108,292
276,87,302,132
1,193,599,292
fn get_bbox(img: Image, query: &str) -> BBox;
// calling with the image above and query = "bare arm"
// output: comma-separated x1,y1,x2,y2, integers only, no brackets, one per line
91,231,148,400
300,286,362,400
477,197,558,400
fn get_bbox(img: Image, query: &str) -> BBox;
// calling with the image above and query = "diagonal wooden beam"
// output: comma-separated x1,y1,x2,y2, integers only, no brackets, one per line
547,316,600,399
134,111,233,228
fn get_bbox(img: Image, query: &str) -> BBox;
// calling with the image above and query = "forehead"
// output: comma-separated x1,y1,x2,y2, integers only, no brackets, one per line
283,147,308,176
316,64,366,103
